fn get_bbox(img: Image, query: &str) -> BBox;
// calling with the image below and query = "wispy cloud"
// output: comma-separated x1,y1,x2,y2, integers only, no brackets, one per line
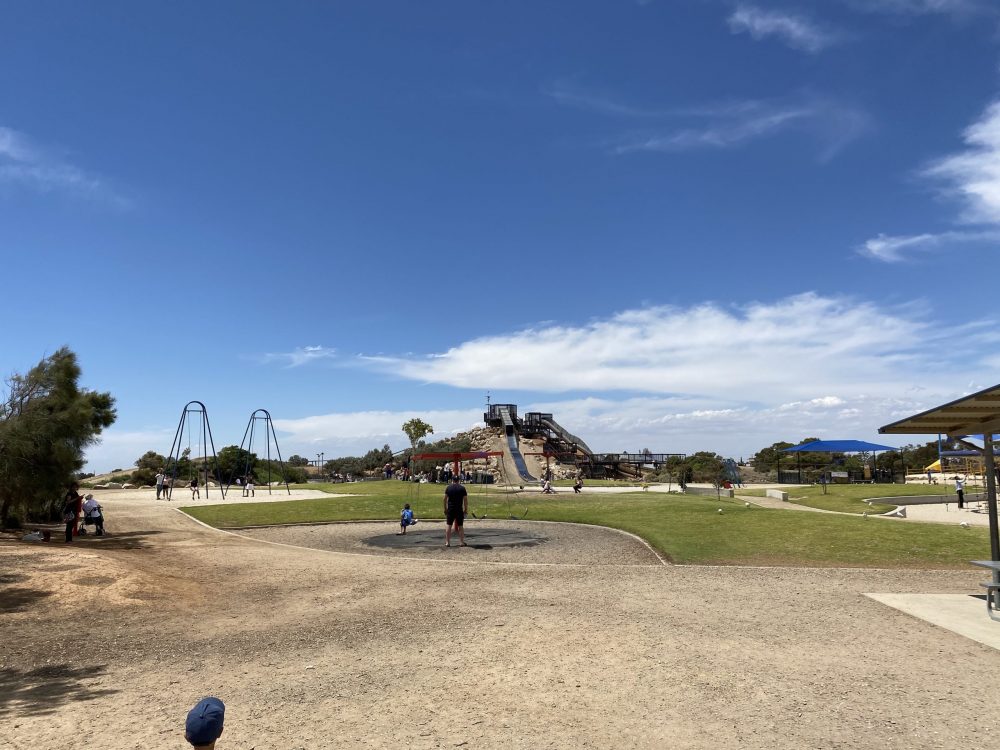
544,80,869,160
859,230,1000,262
862,99,1000,262
925,100,1000,225
362,293,995,402
260,345,338,368
273,408,483,449
85,428,177,472
0,126,127,206
612,96,869,159
542,82,662,118
728,4,841,53
843,0,986,16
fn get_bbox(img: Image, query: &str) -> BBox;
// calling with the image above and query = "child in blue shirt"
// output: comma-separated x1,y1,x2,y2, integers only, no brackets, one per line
398,503,417,535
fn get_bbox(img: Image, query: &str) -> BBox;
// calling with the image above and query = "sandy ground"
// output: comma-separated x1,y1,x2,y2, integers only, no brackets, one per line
3,488,1000,749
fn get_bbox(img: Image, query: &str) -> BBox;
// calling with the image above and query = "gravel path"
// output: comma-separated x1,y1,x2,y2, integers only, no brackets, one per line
238,519,663,566
3,488,1000,750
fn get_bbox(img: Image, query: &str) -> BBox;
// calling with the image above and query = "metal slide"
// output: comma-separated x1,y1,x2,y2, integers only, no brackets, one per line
505,432,537,483
495,411,538,484
496,404,517,436
539,416,595,458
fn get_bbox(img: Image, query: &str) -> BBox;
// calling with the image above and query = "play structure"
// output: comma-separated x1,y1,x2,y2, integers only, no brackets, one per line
407,449,529,519
484,403,684,480
165,401,226,500
226,408,292,495
164,403,293,498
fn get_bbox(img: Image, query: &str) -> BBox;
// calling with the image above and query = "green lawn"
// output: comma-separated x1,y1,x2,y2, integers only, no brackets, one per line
761,483,960,514
183,483,991,568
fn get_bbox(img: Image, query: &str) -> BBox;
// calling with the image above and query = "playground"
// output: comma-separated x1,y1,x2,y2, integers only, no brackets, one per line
5,481,1000,749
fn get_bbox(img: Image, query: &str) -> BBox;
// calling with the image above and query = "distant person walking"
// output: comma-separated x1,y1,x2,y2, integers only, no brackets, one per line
155,470,166,499
955,477,965,509
443,476,467,547
245,477,255,497
573,478,583,494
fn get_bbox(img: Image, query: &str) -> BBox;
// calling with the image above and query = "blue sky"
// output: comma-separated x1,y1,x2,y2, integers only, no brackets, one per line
3,0,1000,471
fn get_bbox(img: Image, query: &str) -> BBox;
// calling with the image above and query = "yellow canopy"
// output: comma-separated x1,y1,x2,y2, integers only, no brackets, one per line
924,459,941,472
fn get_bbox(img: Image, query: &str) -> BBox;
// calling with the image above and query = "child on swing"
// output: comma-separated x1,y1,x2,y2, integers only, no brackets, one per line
398,503,417,535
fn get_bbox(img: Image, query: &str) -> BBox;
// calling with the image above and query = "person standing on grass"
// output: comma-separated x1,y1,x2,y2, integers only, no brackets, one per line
444,475,467,547
955,476,965,509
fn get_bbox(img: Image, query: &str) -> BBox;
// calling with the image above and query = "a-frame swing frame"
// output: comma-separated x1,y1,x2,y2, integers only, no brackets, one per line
225,408,292,496
164,400,226,500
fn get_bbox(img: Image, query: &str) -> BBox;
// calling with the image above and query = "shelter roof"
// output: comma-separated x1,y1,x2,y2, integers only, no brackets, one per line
879,383,1000,436
782,439,896,453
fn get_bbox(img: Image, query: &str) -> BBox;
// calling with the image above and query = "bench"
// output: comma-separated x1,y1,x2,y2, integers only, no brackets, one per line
970,560,1000,621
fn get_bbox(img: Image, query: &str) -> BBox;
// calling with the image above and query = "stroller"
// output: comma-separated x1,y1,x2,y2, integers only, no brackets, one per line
79,497,107,536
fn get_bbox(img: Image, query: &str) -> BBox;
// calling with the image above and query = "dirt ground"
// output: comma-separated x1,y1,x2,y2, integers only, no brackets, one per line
3,488,1000,750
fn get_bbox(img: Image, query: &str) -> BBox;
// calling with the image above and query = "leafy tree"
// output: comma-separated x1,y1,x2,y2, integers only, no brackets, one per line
134,450,167,471
325,456,364,476
253,459,308,485
361,444,394,472
131,449,168,486
0,348,116,525
286,454,310,467
686,451,727,484
750,441,796,473
213,445,257,483
402,418,433,451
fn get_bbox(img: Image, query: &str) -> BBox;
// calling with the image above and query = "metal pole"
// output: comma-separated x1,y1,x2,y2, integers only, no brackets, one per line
266,414,272,494
983,433,999,561
982,433,999,611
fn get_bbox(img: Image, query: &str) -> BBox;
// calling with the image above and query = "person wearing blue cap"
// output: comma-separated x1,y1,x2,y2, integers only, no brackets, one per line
185,696,225,748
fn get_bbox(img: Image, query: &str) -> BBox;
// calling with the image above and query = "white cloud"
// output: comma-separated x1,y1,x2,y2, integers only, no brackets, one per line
728,5,840,53
859,230,1000,261
494,393,954,457
543,82,660,117
861,100,1000,263
363,293,996,403
925,100,1000,225
613,97,869,159
272,408,486,454
84,428,176,473
845,0,984,15
0,126,126,205
260,345,337,368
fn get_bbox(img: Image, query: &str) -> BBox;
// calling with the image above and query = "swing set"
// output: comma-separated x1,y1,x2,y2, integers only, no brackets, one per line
407,451,529,519
164,401,225,501
225,408,292,496
164,402,293,500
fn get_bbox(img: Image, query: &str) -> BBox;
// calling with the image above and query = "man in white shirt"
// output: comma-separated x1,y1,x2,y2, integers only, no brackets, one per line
155,470,165,499
955,477,965,509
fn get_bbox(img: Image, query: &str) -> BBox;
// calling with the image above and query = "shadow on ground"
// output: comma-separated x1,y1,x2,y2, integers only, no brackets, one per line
0,664,118,717
72,529,165,551
0,586,53,613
